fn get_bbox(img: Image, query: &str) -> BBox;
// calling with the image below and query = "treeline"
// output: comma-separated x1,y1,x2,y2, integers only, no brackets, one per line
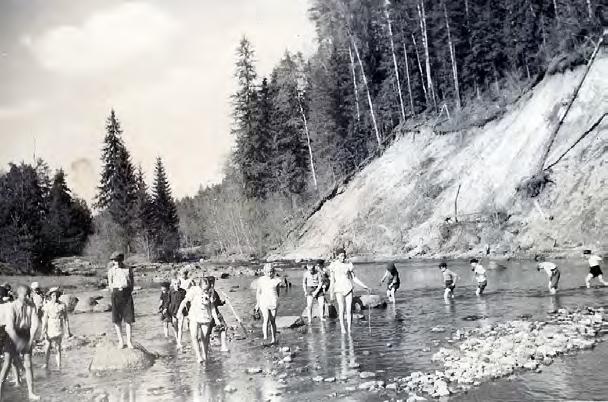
180,0,605,257
86,110,180,263
0,161,93,272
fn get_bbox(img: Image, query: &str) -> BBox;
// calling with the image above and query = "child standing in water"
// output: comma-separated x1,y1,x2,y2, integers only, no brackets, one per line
535,256,560,295
329,248,371,335
158,282,172,338
207,276,229,352
41,287,71,370
177,277,219,363
255,263,282,345
583,250,608,288
470,259,487,296
303,263,324,323
439,262,458,302
168,279,186,347
379,262,400,303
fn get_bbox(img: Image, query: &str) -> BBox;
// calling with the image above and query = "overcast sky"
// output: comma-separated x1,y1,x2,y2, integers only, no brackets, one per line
0,0,316,203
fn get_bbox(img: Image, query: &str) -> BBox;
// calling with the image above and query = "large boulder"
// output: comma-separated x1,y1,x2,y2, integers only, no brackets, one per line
93,302,112,313
89,341,156,371
59,294,79,313
74,297,98,313
275,316,306,329
353,295,387,311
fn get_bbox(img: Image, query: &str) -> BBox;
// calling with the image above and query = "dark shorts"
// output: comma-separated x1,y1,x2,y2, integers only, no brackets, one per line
306,286,324,297
388,281,400,291
160,311,172,323
111,289,135,324
590,266,603,278
477,280,487,291
2,327,31,355
445,280,456,291
211,311,227,333
550,269,561,289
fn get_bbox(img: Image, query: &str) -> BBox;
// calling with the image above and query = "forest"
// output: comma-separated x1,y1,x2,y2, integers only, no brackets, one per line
177,0,606,258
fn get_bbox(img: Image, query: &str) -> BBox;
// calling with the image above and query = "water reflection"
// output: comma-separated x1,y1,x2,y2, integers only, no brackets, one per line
339,334,356,378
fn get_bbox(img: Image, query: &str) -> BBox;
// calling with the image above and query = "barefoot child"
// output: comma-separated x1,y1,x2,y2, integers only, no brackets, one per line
536,258,560,295
470,259,487,296
329,248,371,334
439,262,458,302
379,262,400,303
255,263,282,345
207,276,229,352
177,277,218,363
158,282,172,338
303,263,324,323
41,287,71,370
0,285,40,401
583,250,608,288
168,279,186,347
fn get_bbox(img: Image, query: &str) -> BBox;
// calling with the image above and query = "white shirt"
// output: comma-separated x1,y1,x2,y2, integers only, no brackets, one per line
330,261,355,294
538,262,558,276
473,264,487,283
257,276,282,309
588,255,603,267
183,286,212,324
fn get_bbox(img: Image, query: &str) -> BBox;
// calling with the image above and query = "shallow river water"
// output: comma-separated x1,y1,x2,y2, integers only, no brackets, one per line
4,259,608,401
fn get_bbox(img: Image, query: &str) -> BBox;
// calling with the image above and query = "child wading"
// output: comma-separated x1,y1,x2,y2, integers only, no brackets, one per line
207,276,229,352
255,263,282,345
41,287,71,370
379,262,400,303
584,250,608,288
470,259,487,296
168,279,186,347
329,248,370,334
439,262,458,302
536,258,560,295
158,282,172,338
303,263,324,323
177,277,219,363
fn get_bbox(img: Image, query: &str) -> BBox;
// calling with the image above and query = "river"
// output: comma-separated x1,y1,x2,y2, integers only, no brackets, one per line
3,258,608,401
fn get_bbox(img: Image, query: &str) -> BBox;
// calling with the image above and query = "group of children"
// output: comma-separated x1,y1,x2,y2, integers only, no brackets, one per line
0,282,72,401
158,269,229,363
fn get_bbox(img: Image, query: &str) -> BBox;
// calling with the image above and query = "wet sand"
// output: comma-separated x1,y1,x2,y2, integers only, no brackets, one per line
2,259,608,401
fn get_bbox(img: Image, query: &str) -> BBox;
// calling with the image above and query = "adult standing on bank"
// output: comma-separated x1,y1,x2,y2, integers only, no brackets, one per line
329,248,370,335
107,252,135,349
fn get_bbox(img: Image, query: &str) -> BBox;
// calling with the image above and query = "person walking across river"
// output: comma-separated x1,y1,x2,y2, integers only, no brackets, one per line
0,285,40,401
107,252,135,349
41,287,71,370
583,250,608,288
329,248,371,335
439,262,458,302
255,263,282,345
168,279,186,348
470,259,487,296
535,257,560,295
303,263,324,324
379,262,400,303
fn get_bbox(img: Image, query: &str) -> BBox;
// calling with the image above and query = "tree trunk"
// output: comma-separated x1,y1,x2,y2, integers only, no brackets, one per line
384,0,406,121
403,42,415,114
228,210,244,256
586,0,593,19
552,0,559,22
411,34,429,105
348,46,361,122
297,95,318,190
351,36,382,145
443,2,461,109
418,0,436,109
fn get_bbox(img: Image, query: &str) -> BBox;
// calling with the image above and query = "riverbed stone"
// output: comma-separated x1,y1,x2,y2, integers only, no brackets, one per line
359,371,376,379
60,294,79,313
275,316,306,329
89,341,156,371
353,294,387,310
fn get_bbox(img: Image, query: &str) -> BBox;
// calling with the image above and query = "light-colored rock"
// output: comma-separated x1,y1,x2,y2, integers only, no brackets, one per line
224,385,237,393
59,294,79,313
359,371,376,379
89,341,155,371
246,367,262,374
275,316,306,329
312,376,324,382
93,302,112,313
353,294,387,310
324,377,336,383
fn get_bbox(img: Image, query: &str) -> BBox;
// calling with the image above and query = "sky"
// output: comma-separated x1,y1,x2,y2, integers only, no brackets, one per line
0,0,316,204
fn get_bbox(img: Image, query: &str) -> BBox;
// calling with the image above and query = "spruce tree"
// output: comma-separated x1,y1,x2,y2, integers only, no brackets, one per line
150,157,180,261
133,167,154,259
94,109,138,251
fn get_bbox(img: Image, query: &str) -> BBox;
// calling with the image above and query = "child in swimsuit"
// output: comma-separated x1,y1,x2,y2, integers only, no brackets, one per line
329,248,370,334
470,259,487,296
41,287,71,370
583,250,608,288
255,263,282,345
207,276,229,352
303,263,324,323
158,282,172,338
439,262,458,302
379,262,400,303
168,279,186,347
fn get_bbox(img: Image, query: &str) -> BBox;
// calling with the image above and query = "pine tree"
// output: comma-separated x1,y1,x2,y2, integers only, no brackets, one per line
94,109,138,251
150,157,180,261
133,167,154,259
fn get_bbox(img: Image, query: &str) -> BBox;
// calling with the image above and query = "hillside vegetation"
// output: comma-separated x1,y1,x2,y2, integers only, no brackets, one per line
276,50,608,260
